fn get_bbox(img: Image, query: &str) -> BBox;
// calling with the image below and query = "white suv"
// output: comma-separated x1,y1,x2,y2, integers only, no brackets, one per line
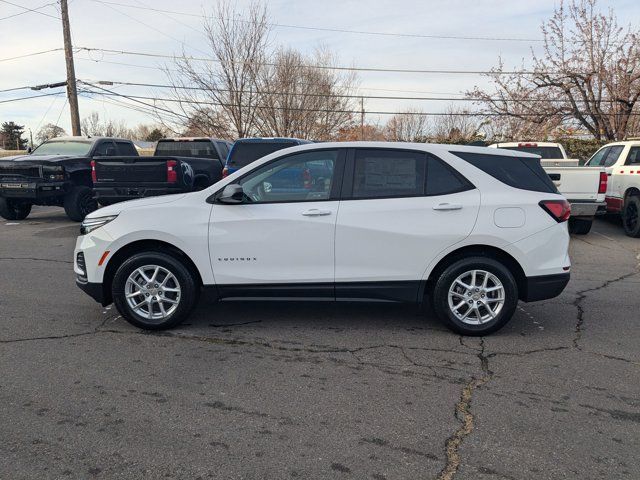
75,142,571,336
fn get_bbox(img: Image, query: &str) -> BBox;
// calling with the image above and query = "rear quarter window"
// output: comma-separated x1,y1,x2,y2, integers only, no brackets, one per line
451,151,558,193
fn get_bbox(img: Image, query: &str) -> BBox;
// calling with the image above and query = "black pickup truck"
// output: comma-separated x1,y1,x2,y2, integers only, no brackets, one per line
92,137,231,204
0,136,138,221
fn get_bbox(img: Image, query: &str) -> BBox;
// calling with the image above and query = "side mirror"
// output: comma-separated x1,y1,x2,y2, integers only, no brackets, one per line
218,184,245,204
27,146,32,154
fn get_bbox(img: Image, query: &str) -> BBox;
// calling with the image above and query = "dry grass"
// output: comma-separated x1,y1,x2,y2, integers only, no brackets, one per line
0,150,26,158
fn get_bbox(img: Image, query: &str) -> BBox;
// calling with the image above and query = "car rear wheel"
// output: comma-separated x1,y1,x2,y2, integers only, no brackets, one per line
622,195,640,237
0,198,32,220
432,257,518,336
568,218,592,235
112,251,199,330
64,186,98,221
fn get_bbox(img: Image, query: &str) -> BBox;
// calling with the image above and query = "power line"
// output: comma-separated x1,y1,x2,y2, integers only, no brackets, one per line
0,85,32,93
0,48,64,63
81,83,640,117
0,0,57,21
74,56,467,96
90,0,543,43
76,46,552,75
0,92,66,104
0,0,60,20
82,79,631,105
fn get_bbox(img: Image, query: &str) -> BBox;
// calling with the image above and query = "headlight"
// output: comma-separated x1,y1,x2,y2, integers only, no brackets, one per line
80,215,118,235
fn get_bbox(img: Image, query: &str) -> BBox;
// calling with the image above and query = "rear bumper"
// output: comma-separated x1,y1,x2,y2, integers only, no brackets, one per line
0,180,68,200
521,273,570,302
94,186,186,202
569,201,607,218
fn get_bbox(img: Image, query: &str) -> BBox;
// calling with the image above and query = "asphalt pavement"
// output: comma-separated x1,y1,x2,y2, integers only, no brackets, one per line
1,207,639,480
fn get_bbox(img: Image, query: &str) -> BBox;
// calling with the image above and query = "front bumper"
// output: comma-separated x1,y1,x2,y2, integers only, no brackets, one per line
76,278,107,305
0,179,68,200
521,273,570,302
569,201,607,218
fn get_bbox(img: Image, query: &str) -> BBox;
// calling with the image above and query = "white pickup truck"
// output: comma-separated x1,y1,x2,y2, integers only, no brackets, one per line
489,142,607,234
585,140,640,237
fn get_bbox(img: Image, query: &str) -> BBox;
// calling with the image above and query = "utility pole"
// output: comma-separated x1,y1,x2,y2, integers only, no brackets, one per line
60,0,81,136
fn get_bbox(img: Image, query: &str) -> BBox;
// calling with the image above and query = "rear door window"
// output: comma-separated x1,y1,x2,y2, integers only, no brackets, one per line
116,141,138,156
603,145,624,167
625,146,640,165
426,156,473,195
451,151,558,193
94,141,116,156
352,149,426,199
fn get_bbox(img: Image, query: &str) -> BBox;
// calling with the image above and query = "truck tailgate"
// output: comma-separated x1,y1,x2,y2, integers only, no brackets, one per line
543,167,603,201
94,157,167,183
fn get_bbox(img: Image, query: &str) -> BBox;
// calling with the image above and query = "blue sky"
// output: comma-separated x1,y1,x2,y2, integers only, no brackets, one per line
1,0,639,138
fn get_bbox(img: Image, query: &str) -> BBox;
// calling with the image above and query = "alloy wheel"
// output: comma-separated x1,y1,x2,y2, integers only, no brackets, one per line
448,269,505,325
125,265,182,321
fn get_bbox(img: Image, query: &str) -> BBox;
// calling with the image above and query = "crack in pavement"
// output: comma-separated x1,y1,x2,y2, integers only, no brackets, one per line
0,316,117,344
572,271,638,350
0,257,73,264
437,338,492,480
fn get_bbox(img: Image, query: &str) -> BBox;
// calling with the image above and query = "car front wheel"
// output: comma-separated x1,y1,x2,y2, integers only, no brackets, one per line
432,257,518,336
112,252,199,330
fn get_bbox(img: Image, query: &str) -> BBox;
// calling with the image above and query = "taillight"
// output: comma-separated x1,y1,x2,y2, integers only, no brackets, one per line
90,160,97,183
167,160,177,183
222,167,229,178
598,171,608,194
540,199,571,223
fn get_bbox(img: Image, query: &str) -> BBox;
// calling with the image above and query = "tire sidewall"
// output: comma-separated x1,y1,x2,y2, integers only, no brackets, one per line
0,198,31,220
433,257,518,336
112,252,198,330
64,186,98,222
622,196,640,237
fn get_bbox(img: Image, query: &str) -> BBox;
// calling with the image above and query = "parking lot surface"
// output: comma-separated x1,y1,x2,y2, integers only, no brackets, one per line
1,207,639,480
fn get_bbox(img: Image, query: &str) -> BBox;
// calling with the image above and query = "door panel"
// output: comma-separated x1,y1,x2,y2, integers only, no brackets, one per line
334,190,480,283
208,149,343,286
209,201,339,284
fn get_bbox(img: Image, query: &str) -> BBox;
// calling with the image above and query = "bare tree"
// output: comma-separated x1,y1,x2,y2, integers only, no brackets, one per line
253,48,357,139
430,106,484,143
80,112,133,138
36,123,67,143
161,1,269,138
470,0,640,141
384,109,429,142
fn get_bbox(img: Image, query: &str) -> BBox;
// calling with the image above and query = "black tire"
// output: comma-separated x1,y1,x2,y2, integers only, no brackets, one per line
622,195,640,238
112,251,199,330
568,218,592,235
64,186,98,222
431,256,518,336
0,198,32,220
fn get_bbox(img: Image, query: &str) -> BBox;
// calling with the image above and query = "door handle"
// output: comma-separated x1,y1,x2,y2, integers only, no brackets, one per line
302,209,332,216
433,203,462,211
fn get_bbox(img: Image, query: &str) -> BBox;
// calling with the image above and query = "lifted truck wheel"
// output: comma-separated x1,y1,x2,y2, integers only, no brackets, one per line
622,195,640,238
568,218,592,235
0,198,32,221
64,186,98,222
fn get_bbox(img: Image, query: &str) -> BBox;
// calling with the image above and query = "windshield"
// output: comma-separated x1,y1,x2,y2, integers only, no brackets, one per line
501,146,564,159
32,140,93,156
227,141,298,168
155,140,219,159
